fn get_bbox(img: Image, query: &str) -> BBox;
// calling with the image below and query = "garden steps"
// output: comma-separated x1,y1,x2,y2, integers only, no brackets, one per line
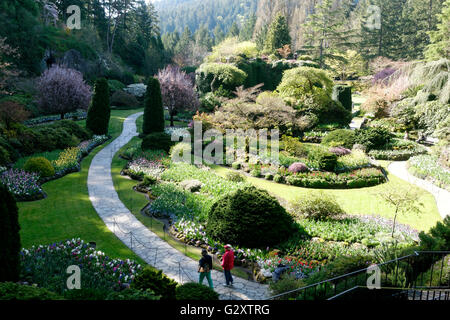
388,161,450,219
87,112,270,300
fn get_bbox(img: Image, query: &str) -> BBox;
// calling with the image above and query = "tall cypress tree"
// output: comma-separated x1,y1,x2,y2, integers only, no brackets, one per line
143,77,165,135
0,183,21,282
86,78,111,135
263,13,291,54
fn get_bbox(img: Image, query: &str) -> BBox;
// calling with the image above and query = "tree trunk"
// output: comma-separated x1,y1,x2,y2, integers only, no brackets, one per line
392,208,398,238
170,114,174,127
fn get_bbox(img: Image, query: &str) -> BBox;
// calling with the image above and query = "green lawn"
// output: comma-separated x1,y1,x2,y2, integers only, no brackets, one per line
18,108,146,264
211,161,441,232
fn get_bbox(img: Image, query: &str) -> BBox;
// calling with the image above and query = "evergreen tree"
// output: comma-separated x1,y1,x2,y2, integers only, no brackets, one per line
303,0,355,67
143,77,165,135
263,13,291,55
425,0,450,60
239,14,257,41
255,23,269,52
213,25,225,45
175,26,194,55
0,183,21,282
195,24,214,50
227,22,240,38
86,78,111,135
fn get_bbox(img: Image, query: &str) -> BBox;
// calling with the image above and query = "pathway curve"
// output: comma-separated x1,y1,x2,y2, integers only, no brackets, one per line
87,112,269,300
388,161,450,219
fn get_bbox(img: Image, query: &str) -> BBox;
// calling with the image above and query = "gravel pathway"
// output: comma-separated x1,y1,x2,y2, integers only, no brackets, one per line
388,161,450,219
87,112,269,300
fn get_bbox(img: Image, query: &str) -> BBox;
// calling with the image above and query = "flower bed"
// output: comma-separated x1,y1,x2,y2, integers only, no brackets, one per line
284,168,386,189
125,157,165,180
301,131,328,143
368,139,427,160
0,168,44,201
23,110,87,126
407,155,450,191
20,238,142,294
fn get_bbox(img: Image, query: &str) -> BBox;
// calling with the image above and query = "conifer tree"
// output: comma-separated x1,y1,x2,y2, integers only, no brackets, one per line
86,78,110,135
263,13,291,55
143,77,165,135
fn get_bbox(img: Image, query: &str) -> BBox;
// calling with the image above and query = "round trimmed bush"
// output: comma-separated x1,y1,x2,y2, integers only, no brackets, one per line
354,127,393,151
321,129,356,149
24,157,55,178
206,186,296,248
288,162,309,173
225,171,245,182
290,192,345,220
141,132,174,153
175,282,219,300
309,149,338,172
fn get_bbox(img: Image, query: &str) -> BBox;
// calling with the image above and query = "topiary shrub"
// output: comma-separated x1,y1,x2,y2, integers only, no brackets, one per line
143,77,165,135
308,148,338,172
86,78,111,135
290,192,345,220
23,157,55,178
206,186,296,248
332,85,352,111
288,162,309,173
131,266,177,300
0,282,62,300
142,132,174,153
175,282,219,300
321,129,356,149
0,184,21,282
355,127,393,151
110,90,139,108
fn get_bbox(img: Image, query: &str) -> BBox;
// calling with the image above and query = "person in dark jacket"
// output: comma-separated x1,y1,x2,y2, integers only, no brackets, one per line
221,244,234,286
198,249,214,289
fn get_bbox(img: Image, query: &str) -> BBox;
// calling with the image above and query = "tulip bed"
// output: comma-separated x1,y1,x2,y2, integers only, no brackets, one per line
20,238,142,295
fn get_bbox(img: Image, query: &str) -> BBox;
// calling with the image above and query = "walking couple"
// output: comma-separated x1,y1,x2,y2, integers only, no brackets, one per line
198,244,235,289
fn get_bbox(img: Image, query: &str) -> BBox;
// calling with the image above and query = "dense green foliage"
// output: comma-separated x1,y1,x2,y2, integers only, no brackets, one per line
23,157,55,178
263,14,291,54
131,266,177,300
0,282,62,300
196,63,247,95
290,192,345,220
175,282,219,300
206,186,296,248
332,85,352,111
141,132,174,153
0,184,21,282
86,78,111,135
322,129,356,149
143,77,165,134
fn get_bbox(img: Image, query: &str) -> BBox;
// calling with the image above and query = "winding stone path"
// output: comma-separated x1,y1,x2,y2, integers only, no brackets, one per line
388,161,450,219
87,112,269,300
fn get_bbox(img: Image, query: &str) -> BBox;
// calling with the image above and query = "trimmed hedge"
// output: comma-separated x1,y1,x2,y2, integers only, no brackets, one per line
321,129,356,149
332,85,352,111
206,186,296,248
175,282,219,300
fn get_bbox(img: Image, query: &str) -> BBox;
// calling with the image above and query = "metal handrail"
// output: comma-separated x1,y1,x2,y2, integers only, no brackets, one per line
267,250,450,300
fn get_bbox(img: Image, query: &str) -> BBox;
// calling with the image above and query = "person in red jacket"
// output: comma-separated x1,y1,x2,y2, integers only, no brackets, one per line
221,244,234,286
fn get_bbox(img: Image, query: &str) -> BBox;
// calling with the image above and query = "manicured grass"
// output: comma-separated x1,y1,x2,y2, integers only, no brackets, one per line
111,133,250,280
18,108,147,264
211,161,441,232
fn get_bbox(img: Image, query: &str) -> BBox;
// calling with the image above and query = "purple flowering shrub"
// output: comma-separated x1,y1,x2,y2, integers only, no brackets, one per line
329,147,352,156
37,66,91,118
373,68,396,84
0,168,42,200
20,238,142,294
288,162,309,173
